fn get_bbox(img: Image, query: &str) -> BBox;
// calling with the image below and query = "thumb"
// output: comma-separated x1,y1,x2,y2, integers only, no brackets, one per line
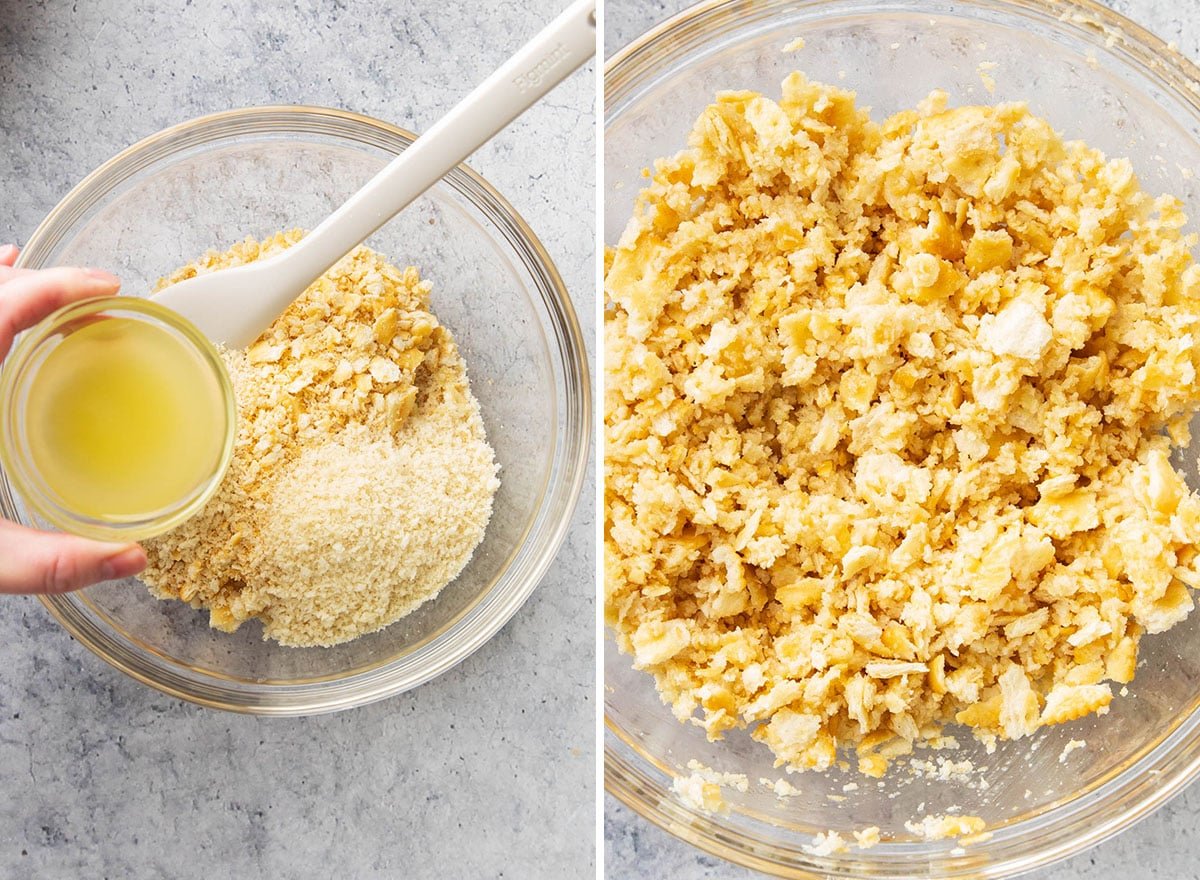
0,520,146,594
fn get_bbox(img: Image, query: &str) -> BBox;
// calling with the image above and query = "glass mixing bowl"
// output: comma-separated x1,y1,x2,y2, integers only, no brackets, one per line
604,0,1200,876
1,106,590,714
0,296,236,542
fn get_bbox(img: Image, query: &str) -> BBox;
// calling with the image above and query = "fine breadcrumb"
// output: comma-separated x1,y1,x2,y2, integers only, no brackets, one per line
142,231,499,646
605,72,1200,776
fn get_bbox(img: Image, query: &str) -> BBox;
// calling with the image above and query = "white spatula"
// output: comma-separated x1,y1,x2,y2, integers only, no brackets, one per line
154,0,595,348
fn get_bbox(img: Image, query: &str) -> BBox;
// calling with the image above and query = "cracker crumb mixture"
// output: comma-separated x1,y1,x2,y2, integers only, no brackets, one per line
905,814,988,842
143,231,499,647
605,73,1200,774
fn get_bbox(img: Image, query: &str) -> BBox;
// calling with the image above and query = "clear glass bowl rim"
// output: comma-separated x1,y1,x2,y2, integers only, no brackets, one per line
5,104,592,715
603,0,1200,876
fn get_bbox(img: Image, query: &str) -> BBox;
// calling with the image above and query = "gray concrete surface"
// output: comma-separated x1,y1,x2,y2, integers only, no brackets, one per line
603,0,1200,878
0,2,595,878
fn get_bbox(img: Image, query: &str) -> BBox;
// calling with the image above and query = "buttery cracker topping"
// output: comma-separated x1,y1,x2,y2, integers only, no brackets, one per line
605,73,1200,776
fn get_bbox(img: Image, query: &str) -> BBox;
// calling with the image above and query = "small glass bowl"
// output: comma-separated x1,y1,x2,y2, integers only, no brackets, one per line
0,295,235,541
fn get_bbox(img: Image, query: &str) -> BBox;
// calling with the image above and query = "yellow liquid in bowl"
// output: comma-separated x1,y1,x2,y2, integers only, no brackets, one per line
25,316,227,521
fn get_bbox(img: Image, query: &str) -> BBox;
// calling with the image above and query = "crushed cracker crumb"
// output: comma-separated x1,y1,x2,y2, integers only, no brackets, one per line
606,71,1200,780
1059,738,1087,762
905,814,987,842
143,232,499,646
977,61,997,94
804,830,849,856
853,826,881,849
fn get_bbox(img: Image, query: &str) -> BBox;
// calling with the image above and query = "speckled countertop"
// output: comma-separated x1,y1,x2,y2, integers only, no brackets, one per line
0,2,594,877
604,1,1200,878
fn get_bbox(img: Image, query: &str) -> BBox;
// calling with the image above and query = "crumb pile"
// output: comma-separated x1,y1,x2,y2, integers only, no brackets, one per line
143,231,499,647
605,73,1200,774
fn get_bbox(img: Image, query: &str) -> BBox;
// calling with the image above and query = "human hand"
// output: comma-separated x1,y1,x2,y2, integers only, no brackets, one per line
0,244,147,593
